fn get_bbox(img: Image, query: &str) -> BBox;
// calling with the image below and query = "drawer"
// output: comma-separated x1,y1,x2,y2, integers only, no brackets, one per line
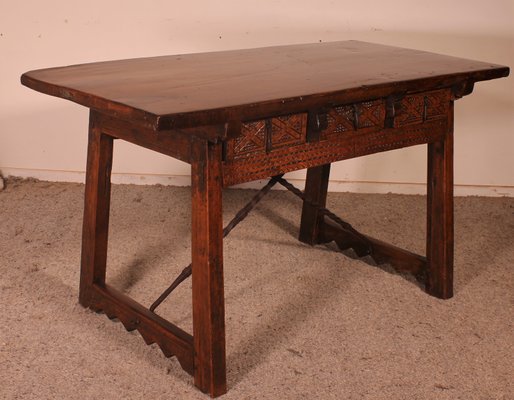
222,89,451,186
321,99,386,140
394,89,451,127
225,113,308,160
320,89,450,139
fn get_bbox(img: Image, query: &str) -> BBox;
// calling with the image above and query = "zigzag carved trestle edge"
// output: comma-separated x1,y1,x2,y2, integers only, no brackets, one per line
273,177,427,280
318,219,427,280
86,283,195,375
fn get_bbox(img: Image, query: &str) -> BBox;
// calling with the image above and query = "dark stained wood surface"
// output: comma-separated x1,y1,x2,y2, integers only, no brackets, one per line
190,139,226,397
20,42,509,398
79,112,113,306
299,164,331,245
319,219,427,277
21,41,508,132
426,102,454,299
89,284,195,375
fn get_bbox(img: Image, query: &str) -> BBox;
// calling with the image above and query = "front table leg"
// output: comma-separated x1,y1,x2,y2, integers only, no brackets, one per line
426,105,454,299
79,113,113,306
191,139,227,397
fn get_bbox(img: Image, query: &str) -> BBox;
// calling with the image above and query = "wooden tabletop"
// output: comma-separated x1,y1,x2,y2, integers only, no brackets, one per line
21,41,508,131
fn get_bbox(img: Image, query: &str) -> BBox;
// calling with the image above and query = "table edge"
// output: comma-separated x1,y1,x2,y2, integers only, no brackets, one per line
21,63,509,138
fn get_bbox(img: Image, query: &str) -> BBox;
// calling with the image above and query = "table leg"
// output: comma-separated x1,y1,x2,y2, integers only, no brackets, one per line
79,113,113,306
426,105,454,299
299,164,331,245
191,139,227,397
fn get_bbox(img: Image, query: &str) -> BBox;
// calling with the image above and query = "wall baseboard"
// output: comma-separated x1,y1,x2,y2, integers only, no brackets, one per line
1,167,513,197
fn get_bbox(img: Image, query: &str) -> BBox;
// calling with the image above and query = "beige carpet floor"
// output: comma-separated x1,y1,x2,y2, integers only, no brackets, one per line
1,178,513,400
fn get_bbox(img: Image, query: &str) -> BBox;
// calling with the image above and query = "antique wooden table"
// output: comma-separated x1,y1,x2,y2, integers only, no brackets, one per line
21,41,508,397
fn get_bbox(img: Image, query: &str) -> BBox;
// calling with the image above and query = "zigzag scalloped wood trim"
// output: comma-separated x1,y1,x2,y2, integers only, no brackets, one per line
87,284,195,375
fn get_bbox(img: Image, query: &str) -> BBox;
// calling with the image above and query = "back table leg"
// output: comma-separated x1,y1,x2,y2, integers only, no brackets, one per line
299,164,331,245
79,113,113,306
191,139,227,397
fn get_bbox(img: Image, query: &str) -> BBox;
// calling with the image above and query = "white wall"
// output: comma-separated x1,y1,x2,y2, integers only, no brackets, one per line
1,0,512,195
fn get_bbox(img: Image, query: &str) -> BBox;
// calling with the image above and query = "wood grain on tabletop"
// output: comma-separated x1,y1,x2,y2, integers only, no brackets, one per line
20,41,509,130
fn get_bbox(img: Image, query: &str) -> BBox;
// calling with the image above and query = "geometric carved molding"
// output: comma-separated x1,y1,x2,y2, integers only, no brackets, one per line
425,90,451,120
271,114,307,149
395,89,451,127
358,100,387,129
394,94,425,127
234,120,266,158
223,89,451,178
322,99,386,140
223,119,447,186
325,104,355,136
229,113,308,160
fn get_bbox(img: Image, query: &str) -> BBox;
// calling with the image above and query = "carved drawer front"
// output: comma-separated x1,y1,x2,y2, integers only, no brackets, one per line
271,114,308,149
320,89,450,139
233,120,266,158
222,88,451,187
226,113,307,160
322,99,386,140
394,89,451,127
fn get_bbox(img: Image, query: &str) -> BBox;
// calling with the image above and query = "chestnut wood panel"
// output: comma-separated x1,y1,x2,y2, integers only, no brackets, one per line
21,41,508,133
